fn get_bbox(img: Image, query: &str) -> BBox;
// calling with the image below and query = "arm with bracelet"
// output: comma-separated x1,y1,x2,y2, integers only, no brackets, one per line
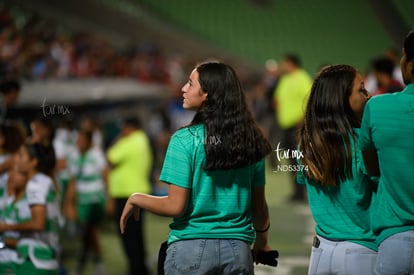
251,185,278,266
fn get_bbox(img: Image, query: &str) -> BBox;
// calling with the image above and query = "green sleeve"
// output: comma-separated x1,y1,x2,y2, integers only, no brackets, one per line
159,133,192,189
252,159,266,187
358,101,376,151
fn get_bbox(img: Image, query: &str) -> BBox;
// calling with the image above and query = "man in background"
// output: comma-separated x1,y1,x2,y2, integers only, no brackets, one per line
273,54,312,202
107,117,152,275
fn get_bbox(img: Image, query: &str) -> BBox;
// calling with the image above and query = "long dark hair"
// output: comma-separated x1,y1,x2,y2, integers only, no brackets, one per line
298,64,358,186
190,61,271,170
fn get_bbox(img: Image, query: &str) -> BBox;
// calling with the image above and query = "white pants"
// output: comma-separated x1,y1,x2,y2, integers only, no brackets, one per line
308,235,377,275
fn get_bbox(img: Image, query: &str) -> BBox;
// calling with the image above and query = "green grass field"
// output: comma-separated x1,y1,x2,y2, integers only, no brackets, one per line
62,159,313,275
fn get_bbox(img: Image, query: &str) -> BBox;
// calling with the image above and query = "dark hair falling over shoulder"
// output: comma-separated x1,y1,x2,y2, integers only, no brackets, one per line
190,61,272,170
298,64,358,187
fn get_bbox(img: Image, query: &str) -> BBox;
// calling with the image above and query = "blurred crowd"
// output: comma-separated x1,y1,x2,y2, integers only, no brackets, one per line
0,5,170,82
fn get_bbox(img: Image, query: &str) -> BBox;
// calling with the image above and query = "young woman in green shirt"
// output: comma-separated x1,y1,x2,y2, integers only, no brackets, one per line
120,62,274,274
297,64,377,274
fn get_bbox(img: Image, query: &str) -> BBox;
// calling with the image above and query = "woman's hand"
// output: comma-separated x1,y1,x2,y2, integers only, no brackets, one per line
252,232,272,264
119,194,140,234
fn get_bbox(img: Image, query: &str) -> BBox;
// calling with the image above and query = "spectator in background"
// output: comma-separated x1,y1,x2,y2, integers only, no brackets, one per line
0,122,26,222
64,130,106,275
251,59,280,141
0,166,28,274
371,57,403,95
53,118,77,202
0,143,60,274
0,78,20,121
107,117,152,275
80,117,103,150
359,29,414,275
273,54,312,202
365,48,405,94
385,47,404,85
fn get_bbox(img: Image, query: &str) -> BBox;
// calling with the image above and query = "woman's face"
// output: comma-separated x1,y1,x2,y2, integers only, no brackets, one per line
181,69,208,110
15,145,36,174
349,72,370,120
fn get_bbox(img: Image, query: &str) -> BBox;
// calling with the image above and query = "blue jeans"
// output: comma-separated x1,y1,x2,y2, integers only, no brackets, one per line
308,235,377,275
164,239,254,275
375,230,414,275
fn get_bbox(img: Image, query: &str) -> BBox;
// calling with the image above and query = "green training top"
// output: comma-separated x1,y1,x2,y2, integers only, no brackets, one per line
358,84,414,245
297,129,377,251
159,124,265,245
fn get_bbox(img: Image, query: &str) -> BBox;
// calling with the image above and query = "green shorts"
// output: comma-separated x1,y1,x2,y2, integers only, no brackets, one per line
77,200,105,224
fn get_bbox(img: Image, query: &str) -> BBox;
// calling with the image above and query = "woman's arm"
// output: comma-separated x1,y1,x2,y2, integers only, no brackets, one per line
0,205,46,232
251,185,271,258
120,184,189,234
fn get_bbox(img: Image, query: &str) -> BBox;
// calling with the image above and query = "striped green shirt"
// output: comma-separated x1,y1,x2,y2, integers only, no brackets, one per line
0,173,10,218
160,124,265,245
68,148,106,205
358,83,414,245
0,176,20,273
17,173,60,271
297,129,377,251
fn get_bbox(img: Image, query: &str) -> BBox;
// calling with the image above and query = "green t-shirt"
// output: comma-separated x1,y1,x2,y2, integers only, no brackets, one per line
297,129,377,251
273,69,312,129
358,84,414,245
160,124,265,245
107,131,152,197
